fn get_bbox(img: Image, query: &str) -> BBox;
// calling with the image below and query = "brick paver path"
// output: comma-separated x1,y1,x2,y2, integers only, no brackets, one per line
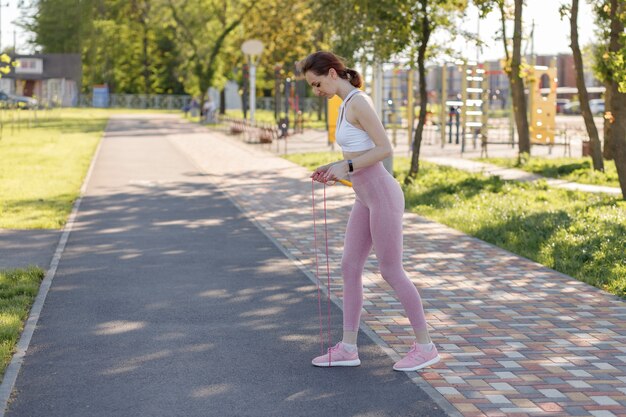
170,119,626,417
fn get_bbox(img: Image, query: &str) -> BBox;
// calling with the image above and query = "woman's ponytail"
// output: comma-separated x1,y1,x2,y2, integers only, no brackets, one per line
345,68,363,88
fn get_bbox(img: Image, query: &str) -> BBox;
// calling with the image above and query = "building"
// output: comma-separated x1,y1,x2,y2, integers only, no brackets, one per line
0,53,81,106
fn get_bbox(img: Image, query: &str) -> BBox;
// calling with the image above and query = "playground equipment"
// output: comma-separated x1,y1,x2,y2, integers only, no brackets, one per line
390,65,402,147
461,63,487,152
437,59,559,156
321,59,559,156
327,95,341,147
527,60,557,146
440,61,488,152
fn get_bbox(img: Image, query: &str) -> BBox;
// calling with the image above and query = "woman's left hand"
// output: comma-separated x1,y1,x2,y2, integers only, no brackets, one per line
322,161,349,184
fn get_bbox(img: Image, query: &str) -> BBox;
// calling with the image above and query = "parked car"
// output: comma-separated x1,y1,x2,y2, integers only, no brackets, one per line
562,99,605,116
0,91,10,108
556,98,570,114
589,99,605,116
563,101,580,115
0,90,39,109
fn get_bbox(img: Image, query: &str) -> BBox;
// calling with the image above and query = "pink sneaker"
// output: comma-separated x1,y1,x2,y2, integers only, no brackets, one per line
312,342,361,367
393,342,440,371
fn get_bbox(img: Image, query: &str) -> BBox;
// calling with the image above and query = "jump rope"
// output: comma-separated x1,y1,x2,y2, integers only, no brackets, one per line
311,177,352,365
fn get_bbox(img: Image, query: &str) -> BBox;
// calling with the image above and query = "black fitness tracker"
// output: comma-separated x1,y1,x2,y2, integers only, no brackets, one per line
347,160,354,173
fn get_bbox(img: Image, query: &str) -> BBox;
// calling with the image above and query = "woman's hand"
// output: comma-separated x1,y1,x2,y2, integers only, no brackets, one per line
316,161,348,184
311,163,331,183
311,161,347,184
323,161,348,183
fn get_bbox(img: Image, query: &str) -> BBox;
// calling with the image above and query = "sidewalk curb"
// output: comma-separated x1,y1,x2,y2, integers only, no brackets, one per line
0,123,107,416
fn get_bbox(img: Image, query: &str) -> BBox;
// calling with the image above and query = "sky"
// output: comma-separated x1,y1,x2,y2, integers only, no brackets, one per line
455,0,597,62
0,2,32,53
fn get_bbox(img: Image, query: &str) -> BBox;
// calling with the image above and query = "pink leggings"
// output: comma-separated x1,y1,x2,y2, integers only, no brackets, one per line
342,162,428,335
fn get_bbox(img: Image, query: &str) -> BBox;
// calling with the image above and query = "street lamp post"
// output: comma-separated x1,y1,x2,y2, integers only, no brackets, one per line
241,39,263,123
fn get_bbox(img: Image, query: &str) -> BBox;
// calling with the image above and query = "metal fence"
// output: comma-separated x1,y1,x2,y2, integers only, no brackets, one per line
77,94,192,109
73,94,328,121
255,96,325,114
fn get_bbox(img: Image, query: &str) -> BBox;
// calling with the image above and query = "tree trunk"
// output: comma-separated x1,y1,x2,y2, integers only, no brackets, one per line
139,0,151,95
603,82,613,160
570,0,603,170
220,88,226,115
201,3,254,92
610,88,626,199
317,96,323,122
510,0,530,154
241,89,248,120
168,0,255,102
405,0,431,184
142,30,150,94
606,0,626,199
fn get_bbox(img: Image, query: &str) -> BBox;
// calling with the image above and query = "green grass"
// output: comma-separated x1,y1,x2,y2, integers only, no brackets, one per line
283,152,626,298
477,156,620,188
281,150,344,169
224,109,326,129
0,108,174,229
0,109,111,229
0,267,45,377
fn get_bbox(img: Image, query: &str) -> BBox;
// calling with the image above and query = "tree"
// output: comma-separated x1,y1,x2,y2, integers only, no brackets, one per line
407,0,469,182
166,0,256,104
314,0,418,62
561,0,604,171
131,0,152,94
26,0,185,94
314,0,467,181
592,0,626,198
149,23,186,94
81,1,156,94
475,0,530,155
237,0,322,82
24,0,93,53
507,0,530,155
367,0,468,182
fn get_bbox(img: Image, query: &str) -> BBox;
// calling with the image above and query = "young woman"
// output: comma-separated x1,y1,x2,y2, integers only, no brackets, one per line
302,51,440,372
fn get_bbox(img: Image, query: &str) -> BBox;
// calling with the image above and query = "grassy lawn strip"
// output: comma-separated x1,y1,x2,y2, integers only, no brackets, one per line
283,152,626,298
0,267,45,378
0,108,107,228
476,156,620,188
0,108,169,229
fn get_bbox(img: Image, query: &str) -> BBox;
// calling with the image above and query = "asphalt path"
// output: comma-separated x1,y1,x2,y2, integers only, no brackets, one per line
0,230,60,270
4,116,447,417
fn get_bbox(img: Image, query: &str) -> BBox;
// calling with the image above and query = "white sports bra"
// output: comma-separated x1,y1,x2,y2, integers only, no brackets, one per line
335,89,375,152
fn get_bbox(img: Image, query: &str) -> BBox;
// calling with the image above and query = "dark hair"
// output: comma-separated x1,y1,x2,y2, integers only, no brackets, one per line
301,51,363,88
